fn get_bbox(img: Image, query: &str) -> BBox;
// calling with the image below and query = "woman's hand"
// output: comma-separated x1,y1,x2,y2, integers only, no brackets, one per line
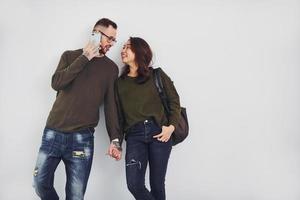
153,125,175,142
107,141,122,161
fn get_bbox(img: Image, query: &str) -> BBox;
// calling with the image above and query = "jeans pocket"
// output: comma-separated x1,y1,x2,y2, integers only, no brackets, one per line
73,132,94,146
40,128,56,153
86,127,95,135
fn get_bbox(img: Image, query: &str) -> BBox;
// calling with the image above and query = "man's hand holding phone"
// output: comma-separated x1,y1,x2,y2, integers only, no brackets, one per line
82,32,102,60
82,42,100,61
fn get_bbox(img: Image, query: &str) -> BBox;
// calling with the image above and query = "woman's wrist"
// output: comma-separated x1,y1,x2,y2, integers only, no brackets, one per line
169,125,175,132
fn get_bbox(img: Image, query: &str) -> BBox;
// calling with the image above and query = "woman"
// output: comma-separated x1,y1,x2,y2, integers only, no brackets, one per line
116,37,181,200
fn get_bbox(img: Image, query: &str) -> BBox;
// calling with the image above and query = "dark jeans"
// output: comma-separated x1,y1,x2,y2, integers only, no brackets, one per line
33,127,94,200
125,119,172,200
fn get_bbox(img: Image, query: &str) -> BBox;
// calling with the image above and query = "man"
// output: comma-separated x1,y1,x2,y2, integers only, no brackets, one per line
33,18,122,200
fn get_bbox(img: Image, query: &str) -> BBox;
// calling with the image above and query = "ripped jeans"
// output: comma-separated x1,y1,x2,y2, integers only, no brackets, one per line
33,127,94,200
125,119,172,200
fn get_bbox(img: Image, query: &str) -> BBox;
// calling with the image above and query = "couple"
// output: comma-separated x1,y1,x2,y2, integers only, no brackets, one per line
33,18,181,200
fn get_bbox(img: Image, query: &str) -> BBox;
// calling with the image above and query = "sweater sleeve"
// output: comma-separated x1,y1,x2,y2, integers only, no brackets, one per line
114,80,126,145
104,67,123,142
159,68,181,129
51,51,89,91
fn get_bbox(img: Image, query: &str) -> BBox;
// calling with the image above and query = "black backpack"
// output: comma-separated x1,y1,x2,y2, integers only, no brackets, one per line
153,68,189,146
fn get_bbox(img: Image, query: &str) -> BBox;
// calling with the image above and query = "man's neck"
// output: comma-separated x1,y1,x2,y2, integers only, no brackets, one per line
95,53,105,57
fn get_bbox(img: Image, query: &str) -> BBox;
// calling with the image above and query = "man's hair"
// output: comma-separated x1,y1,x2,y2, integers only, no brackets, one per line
94,18,117,29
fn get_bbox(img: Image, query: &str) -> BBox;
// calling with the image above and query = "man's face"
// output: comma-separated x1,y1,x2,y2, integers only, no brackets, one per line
93,25,117,54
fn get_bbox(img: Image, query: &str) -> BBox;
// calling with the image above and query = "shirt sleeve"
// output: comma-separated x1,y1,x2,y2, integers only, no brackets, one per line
51,51,89,91
159,68,181,129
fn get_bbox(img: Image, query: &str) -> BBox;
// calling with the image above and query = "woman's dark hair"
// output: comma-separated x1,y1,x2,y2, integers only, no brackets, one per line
121,37,153,84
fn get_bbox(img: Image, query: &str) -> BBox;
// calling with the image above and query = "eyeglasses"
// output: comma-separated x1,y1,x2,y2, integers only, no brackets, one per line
93,30,117,43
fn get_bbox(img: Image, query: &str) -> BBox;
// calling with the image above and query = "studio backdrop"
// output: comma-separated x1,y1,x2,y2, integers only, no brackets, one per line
0,0,300,199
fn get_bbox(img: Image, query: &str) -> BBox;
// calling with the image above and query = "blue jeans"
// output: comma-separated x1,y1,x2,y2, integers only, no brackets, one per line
125,119,172,200
33,127,94,200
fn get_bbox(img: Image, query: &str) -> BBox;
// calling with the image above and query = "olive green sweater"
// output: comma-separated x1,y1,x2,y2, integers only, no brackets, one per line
46,49,121,141
116,68,181,132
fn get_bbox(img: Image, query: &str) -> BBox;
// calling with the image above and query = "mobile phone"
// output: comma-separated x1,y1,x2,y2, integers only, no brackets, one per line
90,32,101,46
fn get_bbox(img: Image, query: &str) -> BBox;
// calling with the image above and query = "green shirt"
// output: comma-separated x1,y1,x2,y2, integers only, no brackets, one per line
116,68,181,132
46,49,121,141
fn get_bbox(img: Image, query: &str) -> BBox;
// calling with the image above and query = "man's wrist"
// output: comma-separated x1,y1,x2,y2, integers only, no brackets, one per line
111,140,122,151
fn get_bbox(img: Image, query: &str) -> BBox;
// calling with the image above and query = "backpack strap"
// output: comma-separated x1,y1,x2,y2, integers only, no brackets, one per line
153,68,171,115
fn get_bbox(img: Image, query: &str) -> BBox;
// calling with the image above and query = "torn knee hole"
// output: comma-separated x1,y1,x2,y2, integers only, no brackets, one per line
72,151,86,158
126,159,141,169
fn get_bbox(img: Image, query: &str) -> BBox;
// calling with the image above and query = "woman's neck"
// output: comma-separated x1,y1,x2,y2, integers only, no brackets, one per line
128,63,138,77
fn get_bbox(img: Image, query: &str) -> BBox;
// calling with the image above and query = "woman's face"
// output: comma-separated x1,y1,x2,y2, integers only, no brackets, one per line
121,40,135,65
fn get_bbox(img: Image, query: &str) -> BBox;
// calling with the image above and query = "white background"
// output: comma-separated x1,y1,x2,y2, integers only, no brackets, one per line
0,0,300,199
